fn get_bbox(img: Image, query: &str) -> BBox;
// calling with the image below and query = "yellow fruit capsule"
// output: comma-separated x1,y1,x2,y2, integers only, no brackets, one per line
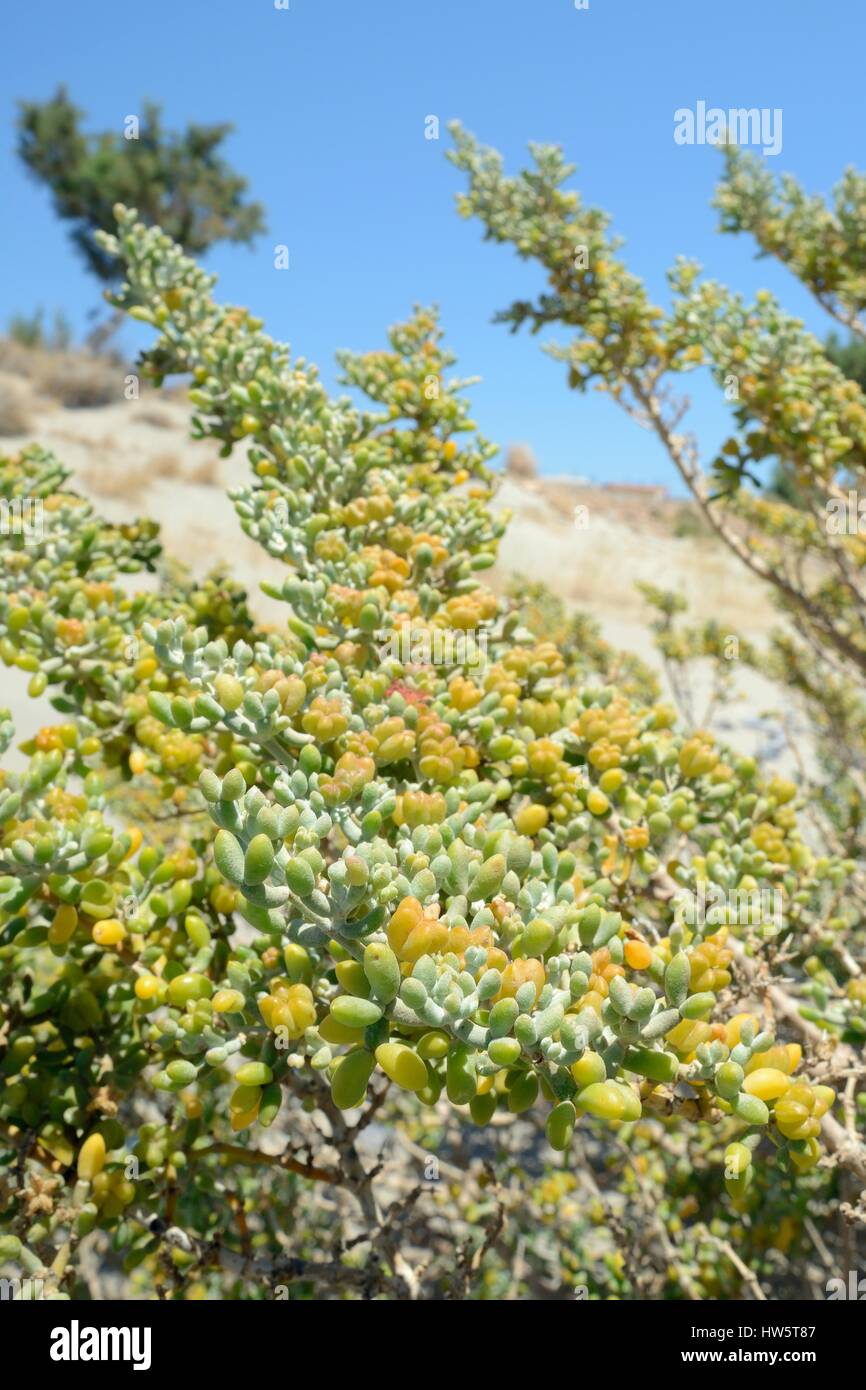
814,1084,836,1113
212,988,245,1013
514,803,549,836
77,1133,106,1181
725,1012,760,1048
744,1043,800,1077
624,940,653,971
665,1018,711,1057
774,1082,835,1140
743,1068,792,1102
374,1042,428,1092
575,1080,641,1122
230,1104,260,1133
134,973,164,1002
48,903,78,945
495,957,545,1006
229,1084,261,1131
259,982,316,1038
92,918,126,948
386,896,424,955
724,1141,752,1177
417,1030,450,1060
183,1094,203,1120
129,749,147,775
586,789,610,818
788,1137,821,1172
571,1050,607,1088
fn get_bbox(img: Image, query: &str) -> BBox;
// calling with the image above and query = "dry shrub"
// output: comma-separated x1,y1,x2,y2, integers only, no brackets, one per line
188,455,221,486
36,352,122,408
0,337,122,409
133,405,176,429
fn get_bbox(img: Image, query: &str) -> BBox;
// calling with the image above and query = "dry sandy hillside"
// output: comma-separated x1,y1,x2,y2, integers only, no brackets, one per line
0,357,808,772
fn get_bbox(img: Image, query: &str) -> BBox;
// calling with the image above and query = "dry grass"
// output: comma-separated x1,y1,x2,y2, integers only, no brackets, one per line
0,337,123,409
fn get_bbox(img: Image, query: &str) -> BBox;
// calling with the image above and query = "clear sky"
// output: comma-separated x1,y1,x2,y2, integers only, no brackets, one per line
3,0,864,492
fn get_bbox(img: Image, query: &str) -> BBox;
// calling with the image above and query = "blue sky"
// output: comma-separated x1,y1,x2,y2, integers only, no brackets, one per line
4,0,864,492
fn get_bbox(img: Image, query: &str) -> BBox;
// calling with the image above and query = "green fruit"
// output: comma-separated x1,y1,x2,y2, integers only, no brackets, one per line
374,1042,428,1092
446,1043,477,1105
235,1062,274,1087
507,1070,539,1114
363,942,401,1003
184,914,211,949
725,1168,752,1202
283,943,312,983
546,1100,576,1150
725,1140,752,1176
335,960,370,997
214,829,245,886
575,1080,641,1122
680,991,715,1019
469,1091,498,1125
716,1061,745,1099
215,673,245,712
622,1046,678,1083
330,996,383,1029
417,1030,450,1060
331,1049,375,1109
733,1092,770,1126
258,1082,282,1128
167,973,213,1008
520,917,556,958
487,1037,521,1067
166,1059,197,1087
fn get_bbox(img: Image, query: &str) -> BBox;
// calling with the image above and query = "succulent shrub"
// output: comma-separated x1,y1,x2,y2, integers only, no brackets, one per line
0,205,863,1299
447,128,866,841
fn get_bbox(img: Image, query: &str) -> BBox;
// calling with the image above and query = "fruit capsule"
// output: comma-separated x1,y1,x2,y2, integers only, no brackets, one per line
624,939,653,971
77,1133,107,1182
374,1042,428,1092
331,1049,375,1109
575,1080,641,1122
571,1051,607,1087
742,1068,791,1103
